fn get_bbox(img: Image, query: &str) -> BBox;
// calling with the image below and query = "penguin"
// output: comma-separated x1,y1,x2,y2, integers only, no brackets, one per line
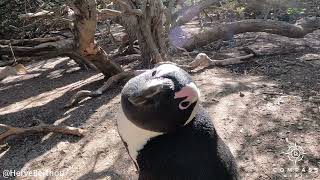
117,64,239,180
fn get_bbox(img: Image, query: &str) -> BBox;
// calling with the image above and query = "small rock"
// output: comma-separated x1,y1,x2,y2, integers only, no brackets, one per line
239,92,245,97
297,126,304,130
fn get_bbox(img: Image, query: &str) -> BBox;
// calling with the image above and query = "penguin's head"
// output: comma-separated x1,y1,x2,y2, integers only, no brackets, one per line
121,64,200,133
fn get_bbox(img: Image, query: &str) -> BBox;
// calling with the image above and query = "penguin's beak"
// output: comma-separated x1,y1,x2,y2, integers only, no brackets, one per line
128,79,173,106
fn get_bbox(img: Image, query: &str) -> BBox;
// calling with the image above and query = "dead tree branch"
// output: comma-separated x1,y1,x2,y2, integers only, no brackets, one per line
0,122,87,142
0,60,16,67
0,39,73,56
65,70,145,108
112,54,141,65
97,8,123,21
0,37,61,46
181,17,320,50
179,52,255,71
19,10,54,20
0,39,97,69
65,48,256,108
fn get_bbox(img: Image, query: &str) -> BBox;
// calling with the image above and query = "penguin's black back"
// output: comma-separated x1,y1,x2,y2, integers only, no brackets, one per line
136,107,239,180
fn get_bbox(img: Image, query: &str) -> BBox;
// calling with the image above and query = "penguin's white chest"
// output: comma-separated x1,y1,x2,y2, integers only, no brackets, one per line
117,110,163,164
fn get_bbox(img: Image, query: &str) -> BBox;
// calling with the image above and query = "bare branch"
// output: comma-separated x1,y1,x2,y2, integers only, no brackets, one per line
179,52,255,71
19,10,54,20
0,39,73,56
0,37,61,46
65,49,254,108
156,50,255,72
61,51,97,70
65,70,145,108
181,17,320,50
97,8,123,21
8,43,17,64
112,54,141,65
0,123,87,142
0,60,15,67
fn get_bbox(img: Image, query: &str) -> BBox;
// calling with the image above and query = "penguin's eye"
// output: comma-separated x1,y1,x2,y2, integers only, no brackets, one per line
151,70,157,76
179,101,191,110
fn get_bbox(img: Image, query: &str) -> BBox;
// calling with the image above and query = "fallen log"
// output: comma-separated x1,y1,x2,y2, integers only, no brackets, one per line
18,10,54,20
0,39,73,56
112,54,141,65
180,17,320,50
0,37,61,46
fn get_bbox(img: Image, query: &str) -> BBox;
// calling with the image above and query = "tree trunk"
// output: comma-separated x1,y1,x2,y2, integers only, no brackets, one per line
72,0,123,77
117,0,167,67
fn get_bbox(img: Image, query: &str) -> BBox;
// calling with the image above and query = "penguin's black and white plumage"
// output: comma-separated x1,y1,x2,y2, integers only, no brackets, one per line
117,64,239,180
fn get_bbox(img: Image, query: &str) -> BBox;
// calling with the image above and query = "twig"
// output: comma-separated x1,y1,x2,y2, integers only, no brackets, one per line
262,91,283,95
8,43,17,65
175,47,192,59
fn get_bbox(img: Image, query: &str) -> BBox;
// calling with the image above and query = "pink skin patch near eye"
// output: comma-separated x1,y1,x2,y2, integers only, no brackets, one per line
174,83,199,110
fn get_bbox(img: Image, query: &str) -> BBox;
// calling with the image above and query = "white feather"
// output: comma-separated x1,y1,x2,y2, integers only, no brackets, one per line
117,109,163,165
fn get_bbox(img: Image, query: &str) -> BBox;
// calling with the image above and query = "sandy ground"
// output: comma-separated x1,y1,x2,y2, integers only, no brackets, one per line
1,29,320,180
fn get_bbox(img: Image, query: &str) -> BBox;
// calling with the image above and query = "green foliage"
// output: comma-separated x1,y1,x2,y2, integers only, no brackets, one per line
286,7,306,15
